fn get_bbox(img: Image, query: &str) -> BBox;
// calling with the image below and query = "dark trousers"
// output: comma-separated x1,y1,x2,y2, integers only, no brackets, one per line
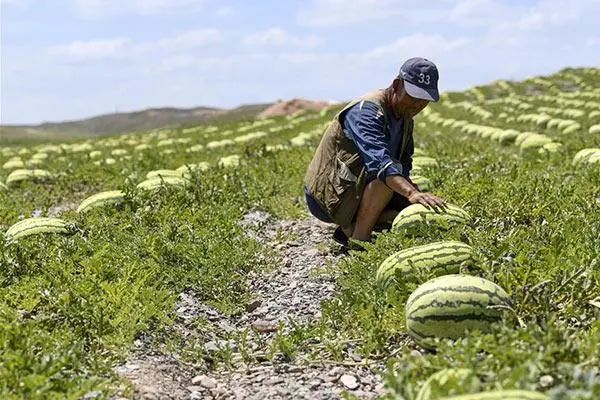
304,186,410,224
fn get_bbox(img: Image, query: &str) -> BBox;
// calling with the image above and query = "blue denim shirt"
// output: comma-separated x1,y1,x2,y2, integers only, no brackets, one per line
342,101,413,183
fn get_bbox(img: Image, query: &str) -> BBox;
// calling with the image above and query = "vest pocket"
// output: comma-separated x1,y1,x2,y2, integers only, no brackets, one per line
325,153,365,223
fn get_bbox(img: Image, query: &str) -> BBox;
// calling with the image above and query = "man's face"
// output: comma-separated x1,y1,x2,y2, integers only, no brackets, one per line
392,79,430,118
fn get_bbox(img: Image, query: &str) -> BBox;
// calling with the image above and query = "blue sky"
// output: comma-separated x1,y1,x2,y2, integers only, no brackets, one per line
1,0,599,125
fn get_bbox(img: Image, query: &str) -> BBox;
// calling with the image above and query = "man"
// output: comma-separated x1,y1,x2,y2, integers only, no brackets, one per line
303,57,446,248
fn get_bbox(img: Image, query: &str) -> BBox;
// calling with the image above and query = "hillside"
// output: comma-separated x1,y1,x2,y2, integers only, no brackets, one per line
0,103,272,142
1,67,599,399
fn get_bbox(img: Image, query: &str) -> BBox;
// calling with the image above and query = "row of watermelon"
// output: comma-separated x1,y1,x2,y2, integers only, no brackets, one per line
365,153,548,399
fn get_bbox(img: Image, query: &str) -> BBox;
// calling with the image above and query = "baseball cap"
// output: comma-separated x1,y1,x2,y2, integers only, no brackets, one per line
398,57,440,102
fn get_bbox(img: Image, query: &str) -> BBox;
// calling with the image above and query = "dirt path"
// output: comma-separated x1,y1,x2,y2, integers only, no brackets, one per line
114,212,384,399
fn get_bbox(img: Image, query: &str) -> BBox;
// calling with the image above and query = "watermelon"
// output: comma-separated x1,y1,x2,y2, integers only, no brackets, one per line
413,156,439,168
376,241,474,289
77,190,125,213
392,204,471,232
176,162,210,176
572,148,600,165
405,275,511,346
137,176,189,191
145,169,184,180
5,217,71,242
218,155,241,168
437,390,548,400
416,368,480,400
411,175,433,192
6,169,53,187
2,159,25,170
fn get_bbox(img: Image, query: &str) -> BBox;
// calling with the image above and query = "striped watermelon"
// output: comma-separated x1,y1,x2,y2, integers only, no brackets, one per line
5,217,71,242
6,169,54,187
145,169,184,180
392,204,471,232
2,159,25,170
416,368,480,400
176,162,210,176
411,175,433,192
437,390,548,400
405,275,511,347
136,176,189,191
376,241,474,289
572,148,600,165
413,156,439,168
77,190,125,213
218,155,241,168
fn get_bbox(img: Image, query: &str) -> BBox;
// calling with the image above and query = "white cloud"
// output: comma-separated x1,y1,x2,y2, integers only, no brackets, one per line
47,29,223,63
297,0,403,27
364,33,470,61
156,29,224,50
48,37,131,61
242,28,321,49
71,0,206,18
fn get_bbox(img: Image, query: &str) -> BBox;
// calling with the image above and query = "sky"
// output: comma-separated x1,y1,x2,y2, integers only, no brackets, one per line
1,0,599,125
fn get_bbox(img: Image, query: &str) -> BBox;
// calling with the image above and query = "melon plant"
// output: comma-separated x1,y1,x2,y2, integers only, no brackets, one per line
77,190,125,213
405,274,512,347
416,368,480,400
5,217,72,242
437,390,548,400
136,176,189,191
6,169,54,187
376,241,474,289
392,204,471,232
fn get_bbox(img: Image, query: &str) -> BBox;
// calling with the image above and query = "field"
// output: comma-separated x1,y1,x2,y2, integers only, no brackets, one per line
1,67,599,399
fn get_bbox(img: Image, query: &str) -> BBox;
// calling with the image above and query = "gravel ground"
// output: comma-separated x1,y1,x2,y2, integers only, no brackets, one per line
114,211,385,400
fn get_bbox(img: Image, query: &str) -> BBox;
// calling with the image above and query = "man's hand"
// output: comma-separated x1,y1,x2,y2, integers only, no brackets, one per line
385,175,446,209
407,191,446,209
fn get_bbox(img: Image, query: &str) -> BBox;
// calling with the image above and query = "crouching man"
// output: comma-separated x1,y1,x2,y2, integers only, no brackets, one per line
303,57,446,248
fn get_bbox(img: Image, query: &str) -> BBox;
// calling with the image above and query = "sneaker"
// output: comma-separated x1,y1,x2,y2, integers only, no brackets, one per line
333,226,349,246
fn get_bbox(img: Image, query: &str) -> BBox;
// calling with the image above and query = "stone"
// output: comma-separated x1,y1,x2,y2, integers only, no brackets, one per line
252,320,279,333
191,374,218,389
245,299,262,313
303,248,320,257
340,374,360,390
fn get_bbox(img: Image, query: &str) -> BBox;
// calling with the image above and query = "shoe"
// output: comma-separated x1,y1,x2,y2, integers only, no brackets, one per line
333,226,349,246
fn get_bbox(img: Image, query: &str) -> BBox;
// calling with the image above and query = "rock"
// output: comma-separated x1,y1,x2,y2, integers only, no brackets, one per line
204,341,219,353
539,374,554,388
245,299,262,313
303,248,320,257
340,374,360,390
82,391,102,399
252,320,279,333
192,374,218,389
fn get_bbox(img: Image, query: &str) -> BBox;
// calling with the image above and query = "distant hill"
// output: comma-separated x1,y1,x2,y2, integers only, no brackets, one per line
0,103,272,142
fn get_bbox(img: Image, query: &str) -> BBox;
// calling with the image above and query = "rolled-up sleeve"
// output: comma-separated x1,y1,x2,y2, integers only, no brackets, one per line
343,101,403,183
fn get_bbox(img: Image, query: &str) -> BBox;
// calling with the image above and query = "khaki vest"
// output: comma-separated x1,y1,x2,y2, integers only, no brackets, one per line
304,89,414,227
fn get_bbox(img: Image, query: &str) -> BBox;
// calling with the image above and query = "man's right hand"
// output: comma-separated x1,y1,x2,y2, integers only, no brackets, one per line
407,191,446,209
